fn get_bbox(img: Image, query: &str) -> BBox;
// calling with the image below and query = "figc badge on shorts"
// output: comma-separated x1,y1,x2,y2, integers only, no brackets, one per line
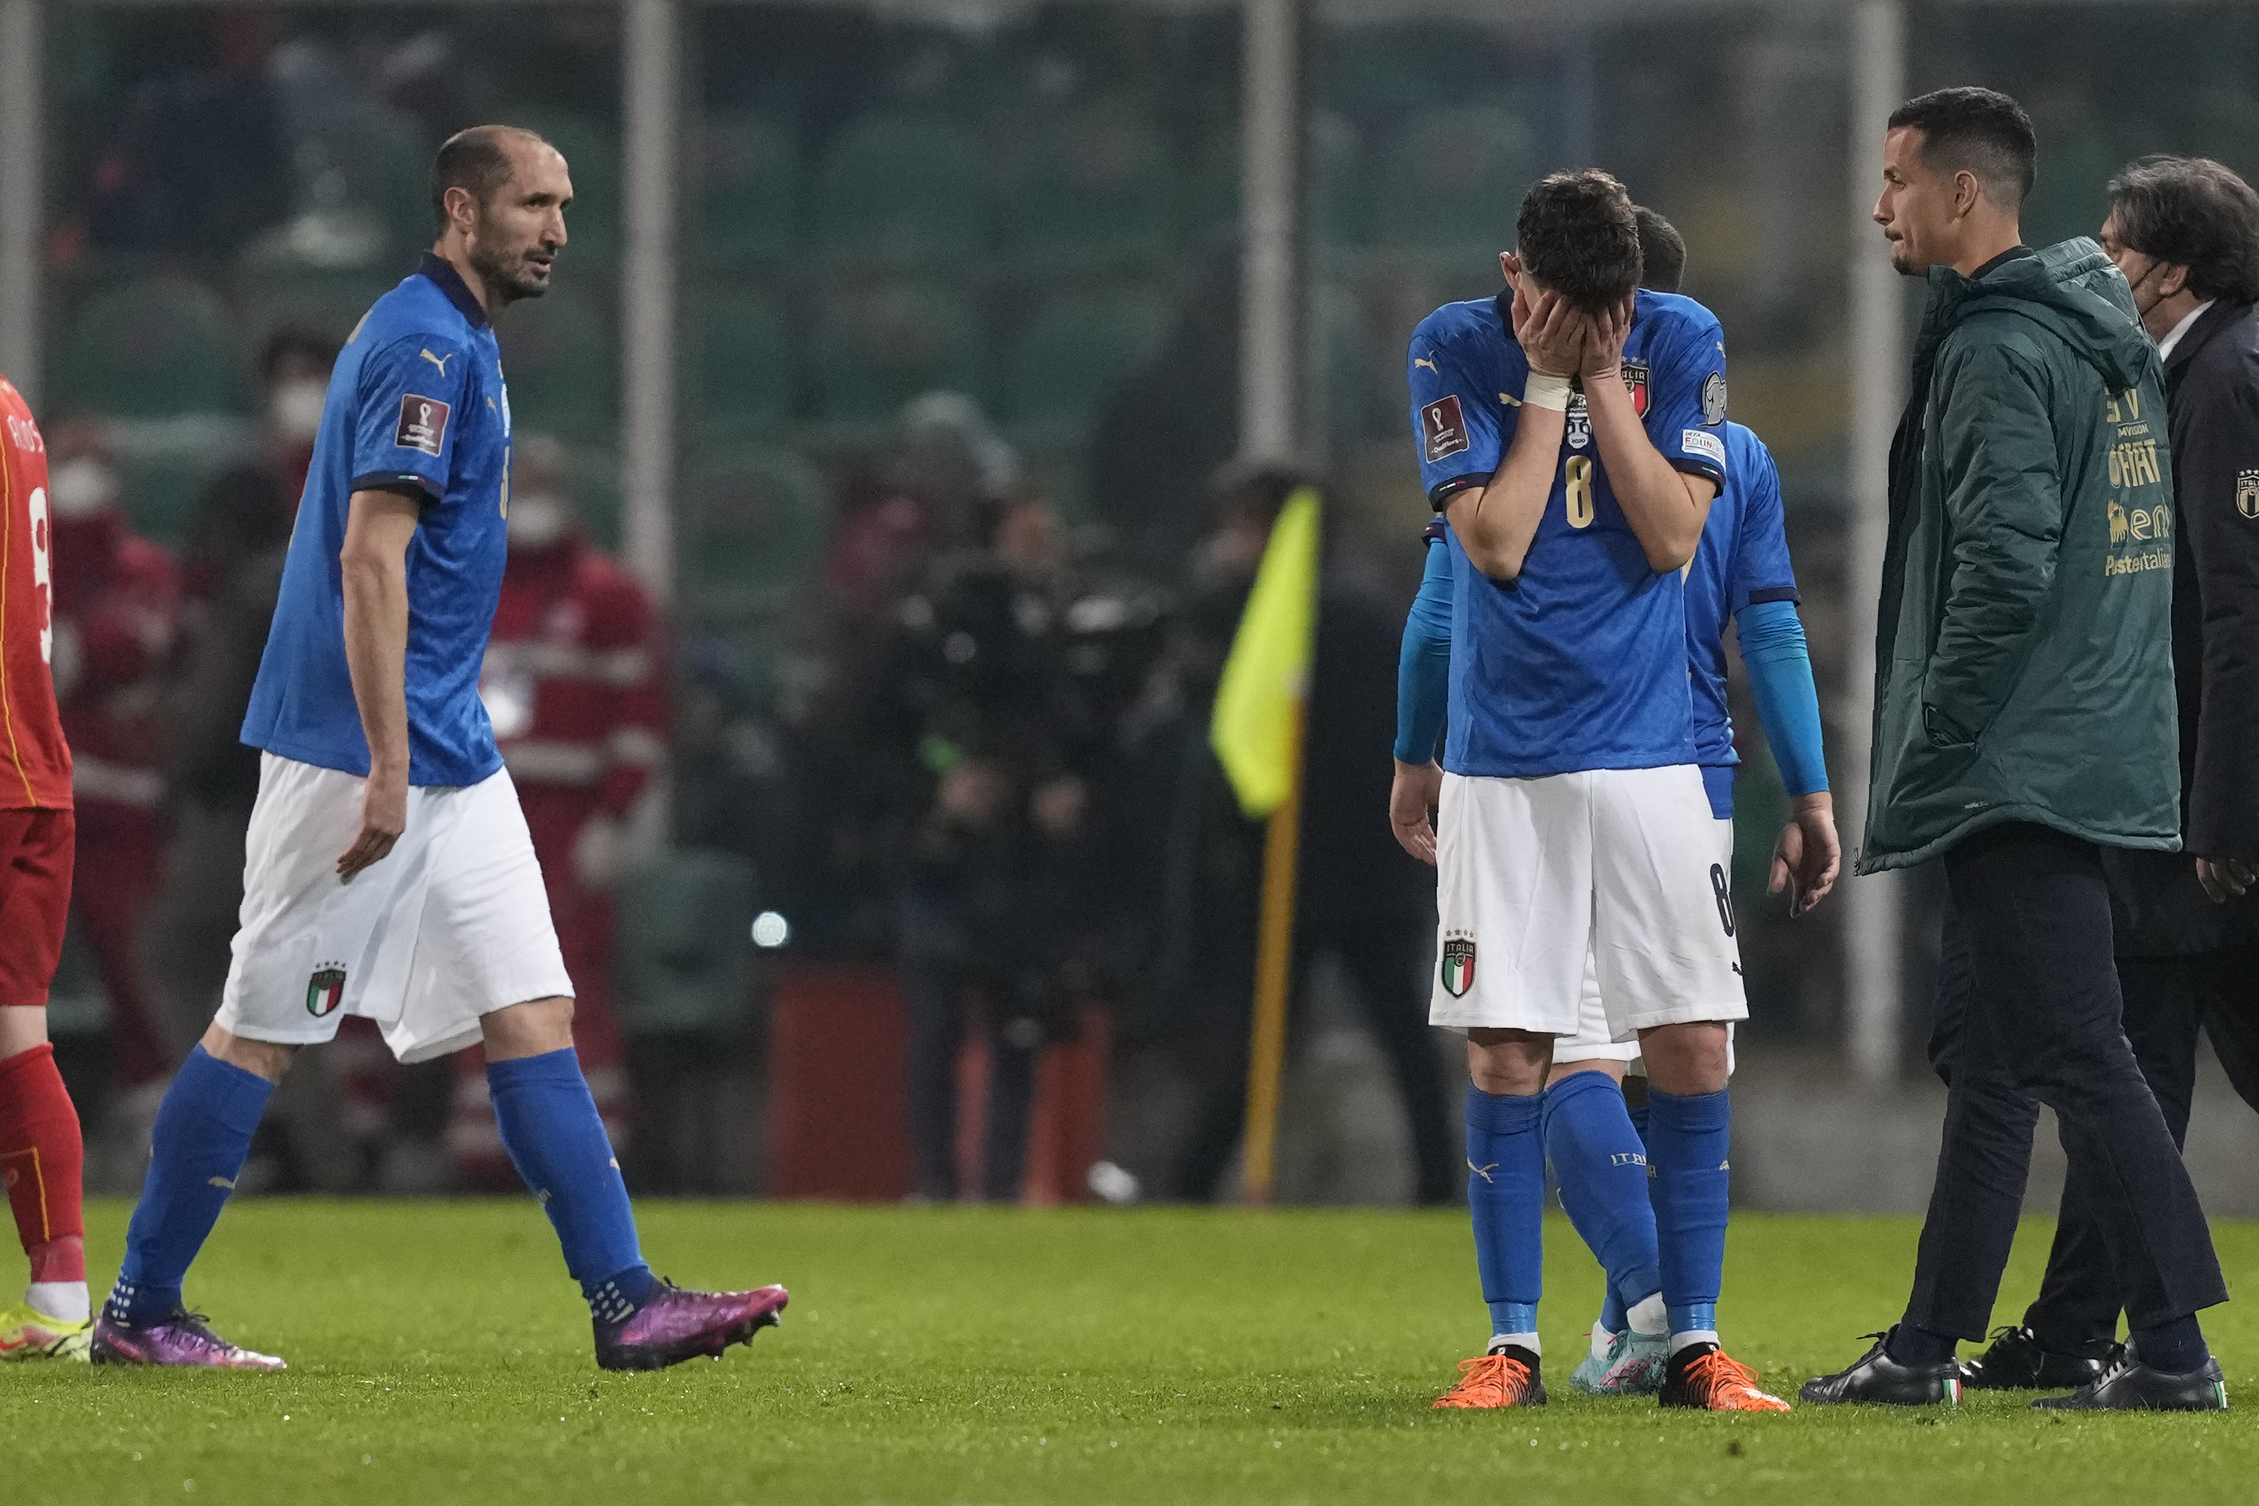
1440,935,1477,998
307,966,347,1017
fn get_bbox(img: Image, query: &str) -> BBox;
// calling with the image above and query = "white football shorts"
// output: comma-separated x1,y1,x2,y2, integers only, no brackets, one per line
215,753,573,1064
1554,817,1739,1071
1430,766,1746,1038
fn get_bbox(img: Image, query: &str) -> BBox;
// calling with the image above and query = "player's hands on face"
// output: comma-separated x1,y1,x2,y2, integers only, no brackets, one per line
1509,282,1584,379
1581,295,1634,381
1768,791,1841,918
1389,758,1444,866
2197,855,2256,904
339,765,409,880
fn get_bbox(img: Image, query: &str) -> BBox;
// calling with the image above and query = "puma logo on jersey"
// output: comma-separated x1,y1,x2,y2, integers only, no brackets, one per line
1467,1159,1498,1184
419,348,454,378
1414,355,1441,373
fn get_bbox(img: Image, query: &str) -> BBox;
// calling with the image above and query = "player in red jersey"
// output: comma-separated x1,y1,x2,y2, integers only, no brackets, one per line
0,376,90,1360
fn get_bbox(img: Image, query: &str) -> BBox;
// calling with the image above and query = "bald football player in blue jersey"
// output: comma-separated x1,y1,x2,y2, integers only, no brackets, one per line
93,127,788,1371
1395,206,1838,1402
1400,170,1788,1412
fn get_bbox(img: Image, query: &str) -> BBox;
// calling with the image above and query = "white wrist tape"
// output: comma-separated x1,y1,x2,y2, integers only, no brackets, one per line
1522,372,1573,412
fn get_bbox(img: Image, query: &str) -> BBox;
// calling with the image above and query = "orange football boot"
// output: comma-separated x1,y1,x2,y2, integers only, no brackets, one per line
1658,1344,1791,1411
1432,1346,1547,1409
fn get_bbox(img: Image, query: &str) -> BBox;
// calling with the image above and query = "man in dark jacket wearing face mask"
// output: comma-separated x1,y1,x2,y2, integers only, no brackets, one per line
1803,88,2229,1412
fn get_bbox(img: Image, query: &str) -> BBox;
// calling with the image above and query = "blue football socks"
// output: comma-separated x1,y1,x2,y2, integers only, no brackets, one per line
486,1049,655,1321
1645,1086,1731,1348
109,1046,275,1327
1544,1071,1664,1329
1466,1086,1545,1347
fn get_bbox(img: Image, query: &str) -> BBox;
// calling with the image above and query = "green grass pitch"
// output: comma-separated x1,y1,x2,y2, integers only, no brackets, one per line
2,1200,2252,1504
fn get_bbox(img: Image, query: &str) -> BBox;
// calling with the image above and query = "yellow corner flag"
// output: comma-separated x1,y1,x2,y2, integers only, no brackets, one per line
1209,486,1319,1206
1209,487,1321,819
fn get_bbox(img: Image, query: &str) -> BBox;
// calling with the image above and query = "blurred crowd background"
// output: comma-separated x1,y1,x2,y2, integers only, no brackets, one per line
13,0,2259,1207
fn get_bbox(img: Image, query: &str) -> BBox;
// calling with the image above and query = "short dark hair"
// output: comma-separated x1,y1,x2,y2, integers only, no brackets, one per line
1516,170,1642,313
2107,155,2259,305
1887,87,2036,208
1633,206,1685,294
431,125,549,231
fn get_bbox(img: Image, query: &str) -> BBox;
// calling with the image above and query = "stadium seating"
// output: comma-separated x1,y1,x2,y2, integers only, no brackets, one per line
689,289,791,432
1188,111,1365,249
1000,101,1174,265
501,110,622,263
51,275,248,417
616,847,759,1038
807,280,984,422
678,445,830,628
1006,287,1169,437
810,113,990,262
494,283,615,433
1366,105,1536,256
693,115,801,264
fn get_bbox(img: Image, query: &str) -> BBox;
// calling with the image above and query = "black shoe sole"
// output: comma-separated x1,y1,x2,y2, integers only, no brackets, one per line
595,1308,782,1373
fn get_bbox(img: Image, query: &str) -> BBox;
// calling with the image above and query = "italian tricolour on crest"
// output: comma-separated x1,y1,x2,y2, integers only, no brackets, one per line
1440,936,1477,998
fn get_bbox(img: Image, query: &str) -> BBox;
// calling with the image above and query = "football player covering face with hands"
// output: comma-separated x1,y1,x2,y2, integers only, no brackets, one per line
1391,255,1838,918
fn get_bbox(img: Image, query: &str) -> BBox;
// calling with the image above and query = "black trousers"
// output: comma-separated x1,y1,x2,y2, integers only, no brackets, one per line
1905,824,2227,1340
2016,948,2259,1347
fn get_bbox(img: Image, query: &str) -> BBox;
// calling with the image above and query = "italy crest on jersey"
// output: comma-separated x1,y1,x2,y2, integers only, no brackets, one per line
1440,936,1477,998
1621,359,1650,418
307,967,347,1017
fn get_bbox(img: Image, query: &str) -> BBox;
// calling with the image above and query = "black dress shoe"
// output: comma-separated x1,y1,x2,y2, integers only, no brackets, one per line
1800,1331,1961,1406
2031,1352,2227,1411
1960,1325,2119,1391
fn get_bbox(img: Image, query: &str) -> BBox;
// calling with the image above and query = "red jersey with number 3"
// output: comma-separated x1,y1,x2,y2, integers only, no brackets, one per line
0,378,73,810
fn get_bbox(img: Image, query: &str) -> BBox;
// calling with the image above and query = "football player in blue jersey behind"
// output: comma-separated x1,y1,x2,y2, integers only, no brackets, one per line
1394,207,1838,1403
91,126,788,1371
1399,170,1789,1412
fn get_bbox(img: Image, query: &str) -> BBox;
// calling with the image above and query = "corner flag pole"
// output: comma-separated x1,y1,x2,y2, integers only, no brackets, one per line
1208,486,1319,1207
1240,699,1305,1207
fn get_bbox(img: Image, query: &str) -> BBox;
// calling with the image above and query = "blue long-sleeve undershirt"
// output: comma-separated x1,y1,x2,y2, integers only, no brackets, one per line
1393,538,1454,763
1734,598,1828,797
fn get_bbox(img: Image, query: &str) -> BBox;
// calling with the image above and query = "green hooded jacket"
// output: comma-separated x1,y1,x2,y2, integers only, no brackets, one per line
1859,237,2181,873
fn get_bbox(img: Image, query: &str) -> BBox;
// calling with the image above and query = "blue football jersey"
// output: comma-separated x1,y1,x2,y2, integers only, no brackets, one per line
1683,423,1798,775
1406,288,1729,778
242,254,513,787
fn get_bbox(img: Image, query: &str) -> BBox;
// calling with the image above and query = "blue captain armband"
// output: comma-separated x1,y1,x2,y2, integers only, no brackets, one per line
1735,599,1827,797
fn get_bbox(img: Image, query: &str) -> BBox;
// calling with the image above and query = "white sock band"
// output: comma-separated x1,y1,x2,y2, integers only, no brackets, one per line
1626,1292,1668,1337
27,1281,90,1325
1670,1329,1720,1357
1588,1324,1615,1362
1489,1332,1541,1356
1522,372,1573,411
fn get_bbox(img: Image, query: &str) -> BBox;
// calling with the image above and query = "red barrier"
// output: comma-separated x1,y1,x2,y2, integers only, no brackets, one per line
767,962,1110,1204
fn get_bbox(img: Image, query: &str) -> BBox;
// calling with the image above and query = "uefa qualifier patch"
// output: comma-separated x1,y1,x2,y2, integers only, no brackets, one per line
1701,371,1728,425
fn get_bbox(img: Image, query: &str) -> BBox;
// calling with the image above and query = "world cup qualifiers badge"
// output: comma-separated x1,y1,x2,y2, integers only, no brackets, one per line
395,394,452,457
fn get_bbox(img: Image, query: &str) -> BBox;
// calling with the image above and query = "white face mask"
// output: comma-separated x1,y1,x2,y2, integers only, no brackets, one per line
507,491,571,548
269,378,329,444
47,456,119,520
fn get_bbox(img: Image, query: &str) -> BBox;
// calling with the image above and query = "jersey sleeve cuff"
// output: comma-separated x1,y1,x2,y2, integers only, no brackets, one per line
1427,474,1488,511
350,471,442,507
1669,457,1725,489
